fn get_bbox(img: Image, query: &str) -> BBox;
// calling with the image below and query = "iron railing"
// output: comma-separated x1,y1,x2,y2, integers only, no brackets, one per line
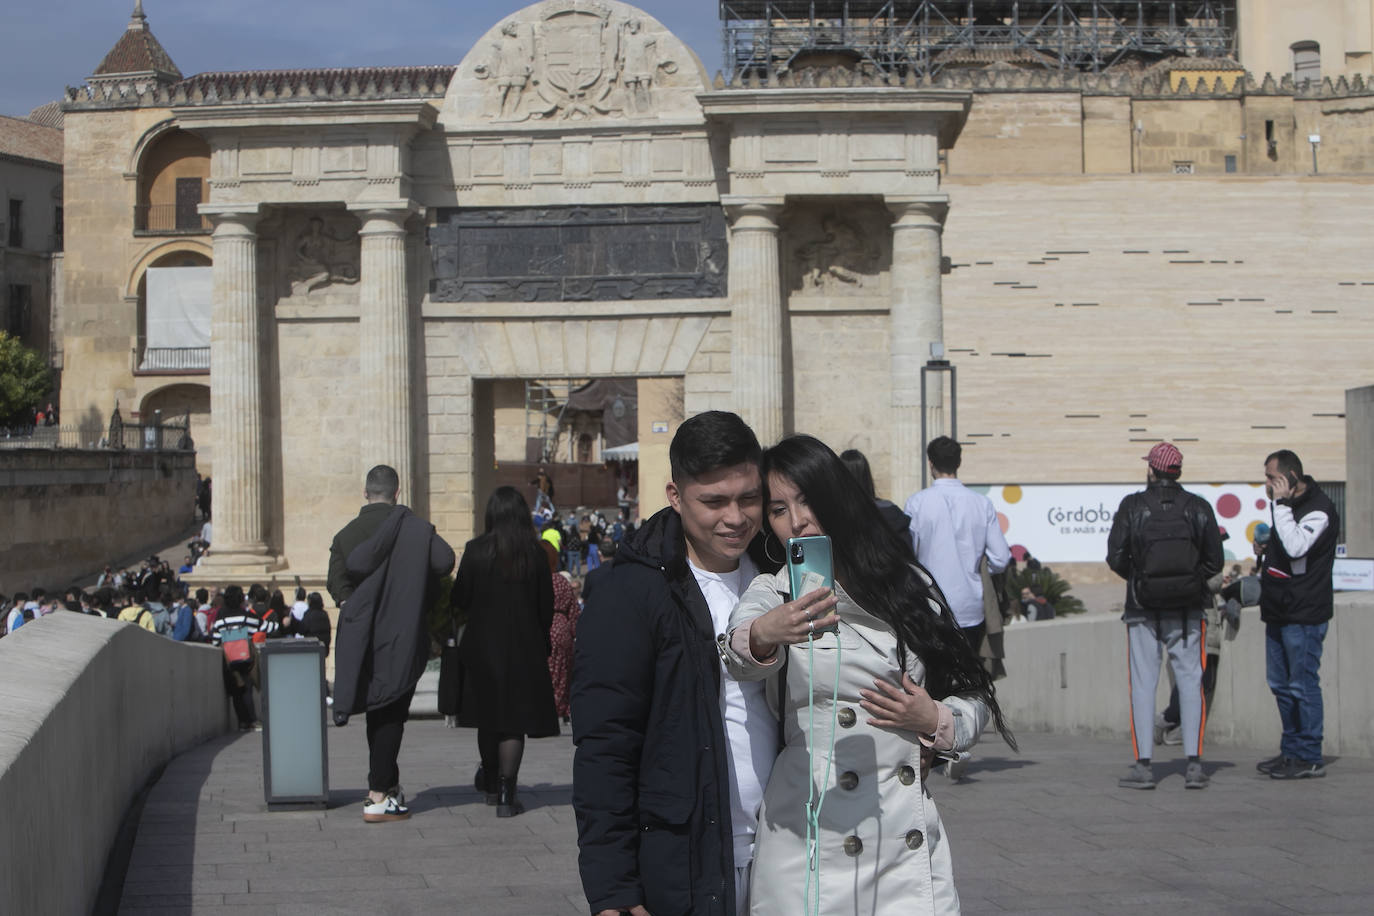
133,203,210,233
135,345,211,373
0,420,193,451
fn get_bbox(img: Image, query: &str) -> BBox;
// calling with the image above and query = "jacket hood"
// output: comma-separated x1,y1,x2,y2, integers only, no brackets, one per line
346,504,414,580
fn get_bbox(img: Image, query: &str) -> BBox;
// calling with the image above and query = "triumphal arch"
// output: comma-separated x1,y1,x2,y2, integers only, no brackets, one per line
80,0,971,580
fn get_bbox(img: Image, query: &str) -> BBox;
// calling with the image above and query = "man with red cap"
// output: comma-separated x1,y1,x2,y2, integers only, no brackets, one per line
1106,442,1224,790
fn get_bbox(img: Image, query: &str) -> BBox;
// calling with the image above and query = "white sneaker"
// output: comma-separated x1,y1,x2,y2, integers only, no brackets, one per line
944,753,971,780
363,794,410,823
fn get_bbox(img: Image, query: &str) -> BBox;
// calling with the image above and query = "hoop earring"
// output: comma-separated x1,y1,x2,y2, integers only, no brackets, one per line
764,533,784,566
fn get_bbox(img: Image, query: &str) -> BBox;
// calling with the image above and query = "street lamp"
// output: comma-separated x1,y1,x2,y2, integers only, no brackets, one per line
1309,134,1321,174
919,342,957,490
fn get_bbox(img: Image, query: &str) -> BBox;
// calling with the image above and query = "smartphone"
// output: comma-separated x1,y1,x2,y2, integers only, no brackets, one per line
1286,471,1300,489
787,535,837,636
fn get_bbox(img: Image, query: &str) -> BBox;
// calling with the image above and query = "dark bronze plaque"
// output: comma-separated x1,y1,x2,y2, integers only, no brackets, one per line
429,204,728,302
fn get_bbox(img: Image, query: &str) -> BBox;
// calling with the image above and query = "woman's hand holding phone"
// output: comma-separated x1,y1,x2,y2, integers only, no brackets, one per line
749,588,840,660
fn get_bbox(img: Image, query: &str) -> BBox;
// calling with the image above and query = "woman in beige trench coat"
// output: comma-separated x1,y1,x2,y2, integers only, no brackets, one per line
723,435,1016,916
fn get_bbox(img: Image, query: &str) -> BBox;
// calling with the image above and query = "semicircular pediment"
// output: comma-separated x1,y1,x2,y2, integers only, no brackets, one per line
440,0,710,129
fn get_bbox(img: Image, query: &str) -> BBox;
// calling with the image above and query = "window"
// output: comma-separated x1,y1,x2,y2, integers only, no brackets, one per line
5,285,32,337
1225,155,1237,173
1293,41,1321,85
7,199,21,248
53,205,63,251
1173,161,1195,174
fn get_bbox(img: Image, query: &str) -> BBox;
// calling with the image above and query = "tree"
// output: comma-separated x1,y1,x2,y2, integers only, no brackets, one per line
0,331,51,424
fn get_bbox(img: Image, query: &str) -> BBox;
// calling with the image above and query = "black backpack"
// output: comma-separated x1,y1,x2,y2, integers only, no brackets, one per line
1134,489,1202,609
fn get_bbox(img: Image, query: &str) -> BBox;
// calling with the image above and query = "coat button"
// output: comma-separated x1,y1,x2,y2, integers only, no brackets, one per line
838,770,858,790
906,829,924,850
837,707,857,728
843,835,863,856
898,765,916,785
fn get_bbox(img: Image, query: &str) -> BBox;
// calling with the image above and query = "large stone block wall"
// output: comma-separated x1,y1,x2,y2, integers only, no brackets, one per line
0,449,197,590
939,175,1374,486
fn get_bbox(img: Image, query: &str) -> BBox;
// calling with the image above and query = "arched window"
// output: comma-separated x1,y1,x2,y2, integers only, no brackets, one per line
1292,41,1321,86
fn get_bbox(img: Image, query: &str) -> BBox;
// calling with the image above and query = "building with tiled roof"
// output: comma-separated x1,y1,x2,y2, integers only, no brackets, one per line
88,1,182,96
0,110,63,365
52,0,1374,588
0,115,63,167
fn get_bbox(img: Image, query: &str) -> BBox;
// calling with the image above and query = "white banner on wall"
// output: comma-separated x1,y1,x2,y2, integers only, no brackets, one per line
969,482,1274,564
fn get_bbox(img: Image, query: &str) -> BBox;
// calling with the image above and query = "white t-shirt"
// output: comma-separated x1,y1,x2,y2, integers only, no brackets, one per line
689,555,777,868
290,600,309,621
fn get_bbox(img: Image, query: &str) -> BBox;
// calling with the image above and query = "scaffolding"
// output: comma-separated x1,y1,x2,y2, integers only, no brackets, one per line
720,1,1236,80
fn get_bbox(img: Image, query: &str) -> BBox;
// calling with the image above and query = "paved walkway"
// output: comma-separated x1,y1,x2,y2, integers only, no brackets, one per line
117,723,1374,915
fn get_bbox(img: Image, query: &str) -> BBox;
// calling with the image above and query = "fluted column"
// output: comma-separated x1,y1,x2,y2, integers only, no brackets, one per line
353,205,416,505
724,197,786,446
888,198,948,502
203,206,269,563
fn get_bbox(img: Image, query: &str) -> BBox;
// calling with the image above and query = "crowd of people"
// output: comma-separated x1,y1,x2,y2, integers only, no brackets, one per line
4,405,1337,916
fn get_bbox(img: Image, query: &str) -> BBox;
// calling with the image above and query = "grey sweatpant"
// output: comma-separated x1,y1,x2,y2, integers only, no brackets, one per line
1127,614,1206,759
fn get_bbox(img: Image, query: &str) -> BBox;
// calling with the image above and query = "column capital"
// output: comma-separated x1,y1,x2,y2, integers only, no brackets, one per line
348,200,421,230
886,196,949,228
200,204,262,233
721,196,785,229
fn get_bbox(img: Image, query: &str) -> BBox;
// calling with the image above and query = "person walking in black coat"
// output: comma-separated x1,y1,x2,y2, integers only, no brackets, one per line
329,464,456,823
453,486,558,817
571,411,777,916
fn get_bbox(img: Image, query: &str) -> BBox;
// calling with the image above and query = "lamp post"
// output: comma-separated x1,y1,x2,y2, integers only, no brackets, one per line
1309,134,1321,174
919,343,957,491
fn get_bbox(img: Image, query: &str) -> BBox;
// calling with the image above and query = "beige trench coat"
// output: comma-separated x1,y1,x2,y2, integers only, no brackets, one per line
724,569,989,916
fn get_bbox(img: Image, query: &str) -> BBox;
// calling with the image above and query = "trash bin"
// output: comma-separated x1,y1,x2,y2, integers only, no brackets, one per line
260,638,329,809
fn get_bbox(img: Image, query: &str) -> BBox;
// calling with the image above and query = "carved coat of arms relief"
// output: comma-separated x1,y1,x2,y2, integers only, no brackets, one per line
474,3,678,122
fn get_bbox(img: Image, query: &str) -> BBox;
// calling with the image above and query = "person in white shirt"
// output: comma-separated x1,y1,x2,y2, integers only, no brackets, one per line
290,586,309,622
904,436,1011,651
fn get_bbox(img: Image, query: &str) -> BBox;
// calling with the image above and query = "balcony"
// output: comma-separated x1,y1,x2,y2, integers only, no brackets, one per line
134,203,210,235
133,340,210,375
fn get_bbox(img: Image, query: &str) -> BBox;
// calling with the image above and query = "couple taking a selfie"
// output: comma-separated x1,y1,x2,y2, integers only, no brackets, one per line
571,411,1014,916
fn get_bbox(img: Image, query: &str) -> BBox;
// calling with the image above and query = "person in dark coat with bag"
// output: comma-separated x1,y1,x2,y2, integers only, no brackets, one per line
328,464,456,823
453,486,558,817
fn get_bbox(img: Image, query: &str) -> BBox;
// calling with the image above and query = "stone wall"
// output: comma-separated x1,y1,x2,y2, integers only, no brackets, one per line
0,449,197,591
938,175,1374,489
0,614,230,916
998,594,1374,757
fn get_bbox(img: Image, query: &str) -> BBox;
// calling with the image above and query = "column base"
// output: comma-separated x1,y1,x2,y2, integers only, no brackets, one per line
186,548,286,584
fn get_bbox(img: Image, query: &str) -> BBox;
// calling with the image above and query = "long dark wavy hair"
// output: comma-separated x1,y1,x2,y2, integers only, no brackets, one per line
763,435,1016,749
481,486,539,583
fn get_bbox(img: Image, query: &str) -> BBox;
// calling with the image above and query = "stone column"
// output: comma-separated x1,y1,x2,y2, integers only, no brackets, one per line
888,198,948,502
352,204,417,505
201,206,270,566
724,197,786,446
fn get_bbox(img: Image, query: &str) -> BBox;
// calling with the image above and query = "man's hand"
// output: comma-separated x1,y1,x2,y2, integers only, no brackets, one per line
859,672,940,734
749,588,839,659
1269,473,1293,502
596,908,652,916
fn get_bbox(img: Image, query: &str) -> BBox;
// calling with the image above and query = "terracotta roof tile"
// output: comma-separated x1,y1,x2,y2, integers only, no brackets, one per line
0,114,63,166
93,21,181,79
26,101,64,129
175,66,456,99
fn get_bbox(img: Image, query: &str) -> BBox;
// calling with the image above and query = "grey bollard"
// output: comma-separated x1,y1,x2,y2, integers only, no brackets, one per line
260,638,330,809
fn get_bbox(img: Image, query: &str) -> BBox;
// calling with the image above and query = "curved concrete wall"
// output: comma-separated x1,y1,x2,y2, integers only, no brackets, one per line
998,593,1374,758
0,613,230,915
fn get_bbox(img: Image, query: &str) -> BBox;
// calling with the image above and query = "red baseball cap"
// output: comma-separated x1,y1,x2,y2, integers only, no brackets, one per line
1144,442,1183,473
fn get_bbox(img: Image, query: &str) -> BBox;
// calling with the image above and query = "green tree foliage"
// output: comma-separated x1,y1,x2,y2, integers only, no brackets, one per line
0,331,51,423
1007,562,1086,616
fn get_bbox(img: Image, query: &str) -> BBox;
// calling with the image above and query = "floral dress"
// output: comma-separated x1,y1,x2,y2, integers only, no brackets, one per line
547,572,580,718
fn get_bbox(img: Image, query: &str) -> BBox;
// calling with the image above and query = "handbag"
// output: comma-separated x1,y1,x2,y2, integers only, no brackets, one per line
437,623,464,716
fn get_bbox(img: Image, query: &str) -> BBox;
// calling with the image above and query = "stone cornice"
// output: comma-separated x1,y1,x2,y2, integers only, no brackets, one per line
171,99,439,131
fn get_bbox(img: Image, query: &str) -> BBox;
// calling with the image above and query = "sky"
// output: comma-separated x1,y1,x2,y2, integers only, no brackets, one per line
0,0,726,118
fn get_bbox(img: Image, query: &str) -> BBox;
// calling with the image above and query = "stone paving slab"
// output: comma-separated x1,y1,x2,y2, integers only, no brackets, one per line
117,721,1374,914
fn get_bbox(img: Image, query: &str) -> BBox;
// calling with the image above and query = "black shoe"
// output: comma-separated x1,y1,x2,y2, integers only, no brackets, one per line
496,776,524,817
1270,758,1326,780
1256,753,1289,775
474,766,497,805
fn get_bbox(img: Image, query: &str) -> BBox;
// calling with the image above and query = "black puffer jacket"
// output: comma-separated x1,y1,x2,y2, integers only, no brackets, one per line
1106,479,1223,618
571,507,773,916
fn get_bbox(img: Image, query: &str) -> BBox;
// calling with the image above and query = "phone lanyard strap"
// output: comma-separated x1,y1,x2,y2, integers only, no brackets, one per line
803,631,841,916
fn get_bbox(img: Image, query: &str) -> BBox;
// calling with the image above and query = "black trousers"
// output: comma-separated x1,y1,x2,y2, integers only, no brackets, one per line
962,622,988,657
366,687,416,793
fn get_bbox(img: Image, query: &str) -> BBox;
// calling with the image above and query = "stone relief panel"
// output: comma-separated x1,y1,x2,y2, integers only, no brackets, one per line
781,200,892,297
262,210,362,305
428,204,727,302
441,0,710,127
